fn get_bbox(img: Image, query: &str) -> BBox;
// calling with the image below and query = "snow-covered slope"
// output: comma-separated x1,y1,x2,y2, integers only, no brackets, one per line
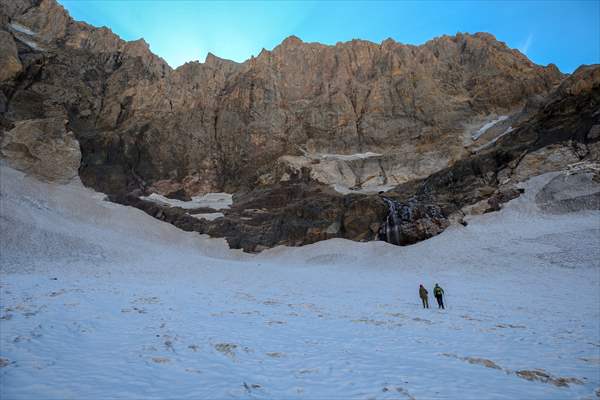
1,164,599,399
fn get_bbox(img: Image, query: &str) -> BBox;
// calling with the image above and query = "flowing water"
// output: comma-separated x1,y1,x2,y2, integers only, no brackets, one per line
380,196,404,245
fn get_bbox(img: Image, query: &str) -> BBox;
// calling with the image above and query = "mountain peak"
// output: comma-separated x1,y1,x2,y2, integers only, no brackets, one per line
281,35,303,47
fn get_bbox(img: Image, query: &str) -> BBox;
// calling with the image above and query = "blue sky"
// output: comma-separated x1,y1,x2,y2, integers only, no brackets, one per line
58,0,599,73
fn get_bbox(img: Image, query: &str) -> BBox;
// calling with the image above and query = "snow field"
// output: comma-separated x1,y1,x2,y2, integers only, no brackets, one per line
1,166,599,399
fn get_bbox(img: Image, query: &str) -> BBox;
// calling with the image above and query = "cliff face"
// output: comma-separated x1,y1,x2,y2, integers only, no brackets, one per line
1,0,563,196
111,64,600,251
1,0,598,251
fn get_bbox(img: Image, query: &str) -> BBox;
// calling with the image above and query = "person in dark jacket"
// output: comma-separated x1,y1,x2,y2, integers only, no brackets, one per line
434,283,445,309
419,284,429,308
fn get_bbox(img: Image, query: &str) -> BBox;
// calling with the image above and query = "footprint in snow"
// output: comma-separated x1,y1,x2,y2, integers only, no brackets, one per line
243,382,262,393
121,307,146,314
412,317,433,324
382,386,416,400
496,323,526,329
133,296,160,305
297,368,319,375
263,299,280,306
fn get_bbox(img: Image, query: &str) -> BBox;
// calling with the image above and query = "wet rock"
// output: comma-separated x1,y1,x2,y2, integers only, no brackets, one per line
379,197,449,245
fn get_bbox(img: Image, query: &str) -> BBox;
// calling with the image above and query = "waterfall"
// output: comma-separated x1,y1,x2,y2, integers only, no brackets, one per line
379,195,447,246
380,196,403,245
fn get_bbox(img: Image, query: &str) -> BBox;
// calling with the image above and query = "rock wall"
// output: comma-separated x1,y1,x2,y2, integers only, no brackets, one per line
1,0,563,197
1,0,598,251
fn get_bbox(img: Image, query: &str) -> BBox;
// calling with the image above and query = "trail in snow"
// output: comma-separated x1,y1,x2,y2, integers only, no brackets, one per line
1,165,599,399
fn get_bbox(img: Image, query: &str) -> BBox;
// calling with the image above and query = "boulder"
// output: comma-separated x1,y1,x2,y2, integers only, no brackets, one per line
1,118,81,182
0,30,21,81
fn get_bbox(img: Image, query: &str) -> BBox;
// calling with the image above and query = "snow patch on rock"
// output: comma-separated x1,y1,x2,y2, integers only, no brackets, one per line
473,125,515,151
9,22,37,36
141,192,233,210
472,115,509,140
189,212,225,221
318,151,383,161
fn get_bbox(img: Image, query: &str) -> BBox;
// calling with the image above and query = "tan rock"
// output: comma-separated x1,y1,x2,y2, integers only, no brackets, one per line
1,0,565,194
0,30,21,81
147,179,183,196
14,0,69,43
1,118,81,182
461,198,492,216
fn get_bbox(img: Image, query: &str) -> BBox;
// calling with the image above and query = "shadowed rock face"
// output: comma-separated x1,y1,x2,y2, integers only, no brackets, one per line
1,0,598,251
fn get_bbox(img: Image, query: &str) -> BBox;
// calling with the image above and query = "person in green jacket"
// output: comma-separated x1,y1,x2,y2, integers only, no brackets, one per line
434,283,445,309
419,284,429,308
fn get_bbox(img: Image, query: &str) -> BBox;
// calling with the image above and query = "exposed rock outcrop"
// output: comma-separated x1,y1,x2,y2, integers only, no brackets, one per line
0,30,21,82
1,0,563,196
1,0,598,251
1,117,80,182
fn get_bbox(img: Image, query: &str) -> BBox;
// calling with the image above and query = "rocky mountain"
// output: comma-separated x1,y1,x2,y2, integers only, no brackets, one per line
1,0,599,251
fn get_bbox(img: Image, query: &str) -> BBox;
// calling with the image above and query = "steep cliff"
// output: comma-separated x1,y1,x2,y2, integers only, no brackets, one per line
1,0,598,251
2,0,563,194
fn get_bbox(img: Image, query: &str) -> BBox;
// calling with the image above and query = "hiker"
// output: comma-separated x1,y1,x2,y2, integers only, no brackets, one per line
419,284,429,308
434,283,445,309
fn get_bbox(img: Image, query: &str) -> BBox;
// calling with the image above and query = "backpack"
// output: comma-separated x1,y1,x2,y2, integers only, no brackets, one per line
434,287,443,297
